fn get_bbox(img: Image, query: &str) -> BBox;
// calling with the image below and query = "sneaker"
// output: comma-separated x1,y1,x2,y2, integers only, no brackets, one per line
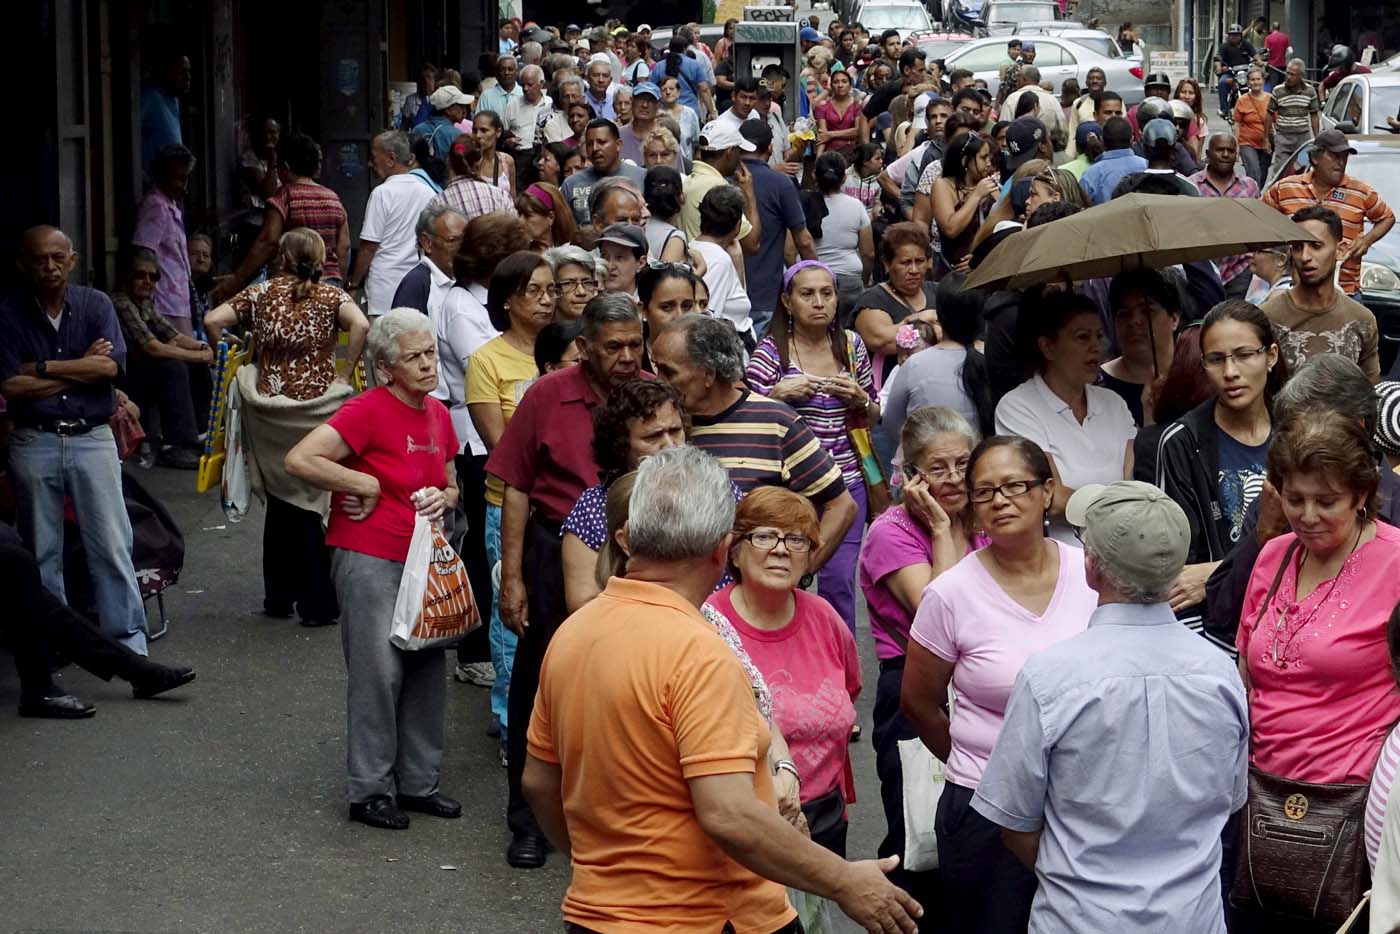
454,660,496,686
137,442,156,469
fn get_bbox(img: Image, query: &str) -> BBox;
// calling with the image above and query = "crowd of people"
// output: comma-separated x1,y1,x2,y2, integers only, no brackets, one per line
13,13,1400,934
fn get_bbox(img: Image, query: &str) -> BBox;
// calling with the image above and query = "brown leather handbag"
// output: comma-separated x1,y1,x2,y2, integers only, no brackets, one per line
1229,540,1371,924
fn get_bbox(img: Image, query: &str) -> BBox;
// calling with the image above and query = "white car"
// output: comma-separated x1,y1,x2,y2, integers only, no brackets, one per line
1321,74,1400,135
851,0,934,35
942,34,1146,104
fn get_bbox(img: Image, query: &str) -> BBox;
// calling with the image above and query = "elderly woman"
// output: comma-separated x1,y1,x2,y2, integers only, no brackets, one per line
902,435,1095,933
1233,410,1400,931
852,223,940,390
561,379,689,611
860,406,985,912
705,486,861,856
285,309,460,830
748,261,880,638
514,181,575,251
541,244,603,320
432,134,517,222
206,227,369,628
995,291,1137,542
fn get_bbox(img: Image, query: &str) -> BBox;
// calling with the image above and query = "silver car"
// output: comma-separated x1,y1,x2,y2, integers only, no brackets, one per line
1320,74,1400,135
942,34,1145,104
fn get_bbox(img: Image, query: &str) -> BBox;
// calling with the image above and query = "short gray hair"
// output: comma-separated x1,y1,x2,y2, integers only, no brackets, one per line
1020,65,1041,85
558,75,586,95
367,308,434,369
519,64,544,84
627,446,736,561
901,406,979,462
1287,57,1306,70
1273,353,1377,437
580,291,643,341
520,41,544,63
373,130,412,165
416,202,465,238
662,315,745,381
1084,539,1169,604
543,244,604,277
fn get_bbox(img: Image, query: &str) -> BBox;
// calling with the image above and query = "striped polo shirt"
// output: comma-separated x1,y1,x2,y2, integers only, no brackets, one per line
689,390,847,504
1262,171,1396,294
1268,83,1319,135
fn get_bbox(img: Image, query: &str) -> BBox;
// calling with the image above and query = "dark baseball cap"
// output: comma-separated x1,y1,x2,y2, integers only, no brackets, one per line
1075,120,1102,150
739,118,774,152
1314,128,1358,155
1005,117,1047,170
596,223,647,255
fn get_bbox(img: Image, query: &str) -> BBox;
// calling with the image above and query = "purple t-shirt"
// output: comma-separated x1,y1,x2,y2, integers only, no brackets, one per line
909,539,1096,789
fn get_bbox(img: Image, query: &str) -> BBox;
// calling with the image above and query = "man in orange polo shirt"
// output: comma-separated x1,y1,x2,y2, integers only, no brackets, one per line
1262,129,1395,297
524,447,921,934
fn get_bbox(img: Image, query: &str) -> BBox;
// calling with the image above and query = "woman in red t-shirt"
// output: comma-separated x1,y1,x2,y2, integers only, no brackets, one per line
287,308,461,832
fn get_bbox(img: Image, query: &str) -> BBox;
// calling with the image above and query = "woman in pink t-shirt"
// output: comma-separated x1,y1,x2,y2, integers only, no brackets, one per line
858,406,985,908
706,487,862,857
286,309,461,832
903,435,1096,933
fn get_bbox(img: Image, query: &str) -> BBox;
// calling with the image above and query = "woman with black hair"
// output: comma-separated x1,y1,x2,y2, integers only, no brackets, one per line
471,110,516,195
932,131,1000,271
432,134,516,222
636,261,698,370
1099,268,1182,427
533,320,582,374
642,165,690,264
1154,300,1285,625
883,272,994,439
804,152,875,324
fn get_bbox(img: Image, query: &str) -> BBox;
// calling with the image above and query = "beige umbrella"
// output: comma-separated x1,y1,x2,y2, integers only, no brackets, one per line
964,193,1320,291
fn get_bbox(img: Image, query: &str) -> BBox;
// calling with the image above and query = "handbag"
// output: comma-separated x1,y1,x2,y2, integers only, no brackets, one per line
110,402,146,462
898,737,945,871
1229,539,1372,924
844,332,892,519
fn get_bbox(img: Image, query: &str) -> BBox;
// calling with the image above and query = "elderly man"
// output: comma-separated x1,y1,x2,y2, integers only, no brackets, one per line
682,123,761,254
1266,59,1319,180
0,226,150,654
477,55,522,118
525,446,921,934
999,66,1064,138
132,143,197,336
651,315,857,569
411,85,473,159
1189,134,1260,297
973,481,1247,933
1263,129,1395,299
588,179,645,233
504,65,553,150
346,131,439,320
561,119,648,226
583,54,617,122
390,202,467,317
488,292,645,868
619,82,664,167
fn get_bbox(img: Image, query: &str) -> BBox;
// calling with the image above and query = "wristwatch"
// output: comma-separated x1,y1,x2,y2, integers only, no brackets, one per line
35,360,47,376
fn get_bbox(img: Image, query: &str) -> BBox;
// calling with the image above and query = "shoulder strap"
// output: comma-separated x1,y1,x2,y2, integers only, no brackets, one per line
1249,539,1300,633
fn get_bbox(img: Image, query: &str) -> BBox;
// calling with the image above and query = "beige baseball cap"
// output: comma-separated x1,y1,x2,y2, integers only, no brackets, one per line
1066,481,1190,593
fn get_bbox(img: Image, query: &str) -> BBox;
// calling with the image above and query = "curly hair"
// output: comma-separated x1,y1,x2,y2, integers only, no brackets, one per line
590,378,689,478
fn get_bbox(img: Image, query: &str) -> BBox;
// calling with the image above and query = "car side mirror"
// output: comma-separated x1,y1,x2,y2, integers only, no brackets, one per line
1337,120,1359,134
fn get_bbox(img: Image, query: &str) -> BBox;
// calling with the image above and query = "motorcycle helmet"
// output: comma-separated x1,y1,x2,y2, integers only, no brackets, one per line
1328,44,1355,71
1144,72,1172,93
1136,97,1171,123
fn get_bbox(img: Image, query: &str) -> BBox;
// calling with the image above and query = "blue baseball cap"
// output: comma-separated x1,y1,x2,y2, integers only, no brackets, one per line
1021,40,1036,51
800,26,823,42
1075,120,1102,150
632,81,661,99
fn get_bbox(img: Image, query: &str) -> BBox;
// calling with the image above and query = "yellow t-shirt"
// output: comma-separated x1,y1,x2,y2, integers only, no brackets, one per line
467,335,540,506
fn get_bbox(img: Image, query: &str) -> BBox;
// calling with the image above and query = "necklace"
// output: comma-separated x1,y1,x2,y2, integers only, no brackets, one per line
1269,524,1365,669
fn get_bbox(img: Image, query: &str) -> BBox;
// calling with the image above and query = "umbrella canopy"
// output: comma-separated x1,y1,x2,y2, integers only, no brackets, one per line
964,193,1320,291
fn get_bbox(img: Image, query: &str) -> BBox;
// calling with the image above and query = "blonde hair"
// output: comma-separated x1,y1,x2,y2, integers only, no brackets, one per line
807,46,834,71
644,126,679,152
277,227,326,301
595,471,639,589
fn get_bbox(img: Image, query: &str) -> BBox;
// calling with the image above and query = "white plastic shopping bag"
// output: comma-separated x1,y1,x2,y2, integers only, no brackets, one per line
221,379,251,522
899,737,945,872
389,512,480,650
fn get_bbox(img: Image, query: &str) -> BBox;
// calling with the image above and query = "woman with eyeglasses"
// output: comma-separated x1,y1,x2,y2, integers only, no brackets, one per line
657,76,701,157
541,244,601,321
705,486,862,856
901,434,1094,933
1233,410,1400,932
995,291,1137,543
1155,301,1285,627
860,406,986,913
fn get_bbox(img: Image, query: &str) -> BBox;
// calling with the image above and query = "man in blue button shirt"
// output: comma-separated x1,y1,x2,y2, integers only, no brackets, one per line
0,226,151,654
1078,116,1147,206
973,481,1248,934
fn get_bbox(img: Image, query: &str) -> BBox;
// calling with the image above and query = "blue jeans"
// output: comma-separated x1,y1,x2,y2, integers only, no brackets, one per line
8,425,148,654
484,503,517,737
1217,72,1236,113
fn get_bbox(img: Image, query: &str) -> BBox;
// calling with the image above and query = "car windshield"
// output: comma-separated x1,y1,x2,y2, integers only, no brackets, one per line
1370,87,1400,130
1068,35,1120,58
988,3,1057,24
861,6,933,30
916,38,973,59
1348,153,1400,213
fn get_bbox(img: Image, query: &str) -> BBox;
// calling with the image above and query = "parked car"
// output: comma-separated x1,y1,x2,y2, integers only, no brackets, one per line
649,23,726,55
851,0,934,35
982,0,1061,35
1320,74,1400,135
912,30,978,64
941,34,1145,103
1014,24,1130,64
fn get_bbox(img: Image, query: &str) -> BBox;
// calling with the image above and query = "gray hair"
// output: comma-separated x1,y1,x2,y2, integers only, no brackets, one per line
367,307,434,369
129,247,160,272
900,406,979,462
580,291,643,341
589,177,641,220
415,201,465,238
627,446,736,561
661,315,745,381
520,41,544,64
558,75,586,95
519,64,544,84
614,85,632,102
1273,353,1378,437
1020,65,1041,85
1083,539,1169,604
373,130,412,165
543,244,604,277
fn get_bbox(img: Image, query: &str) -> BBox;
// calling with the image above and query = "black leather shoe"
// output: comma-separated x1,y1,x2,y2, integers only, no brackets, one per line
19,693,96,719
131,665,196,699
397,792,462,819
506,832,548,868
298,617,338,628
349,795,410,830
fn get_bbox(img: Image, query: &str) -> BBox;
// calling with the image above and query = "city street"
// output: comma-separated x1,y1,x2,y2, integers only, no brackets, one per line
0,466,885,933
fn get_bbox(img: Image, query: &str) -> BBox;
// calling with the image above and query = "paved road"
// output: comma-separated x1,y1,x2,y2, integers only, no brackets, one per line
0,465,888,933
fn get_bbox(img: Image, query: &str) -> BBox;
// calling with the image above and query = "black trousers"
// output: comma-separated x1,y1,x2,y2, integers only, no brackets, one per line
262,494,338,623
452,453,490,665
872,657,942,929
506,512,569,837
0,536,157,702
124,353,198,447
936,779,1037,934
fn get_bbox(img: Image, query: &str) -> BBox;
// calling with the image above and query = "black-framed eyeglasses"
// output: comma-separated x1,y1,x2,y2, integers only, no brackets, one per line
738,530,813,553
556,277,598,293
969,479,1043,504
1202,345,1267,369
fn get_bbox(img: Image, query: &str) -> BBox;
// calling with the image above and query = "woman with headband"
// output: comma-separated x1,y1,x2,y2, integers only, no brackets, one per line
514,181,575,251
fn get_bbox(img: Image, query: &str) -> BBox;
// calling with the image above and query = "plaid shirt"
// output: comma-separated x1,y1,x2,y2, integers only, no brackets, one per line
112,291,178,349
1189,169,1261,284
429,176,516,222
1262,171,1396,294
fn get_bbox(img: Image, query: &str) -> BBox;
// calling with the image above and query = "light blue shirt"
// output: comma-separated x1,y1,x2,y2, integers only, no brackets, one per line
477,82,522,120
972,601,1248,934
1078,148,1148,206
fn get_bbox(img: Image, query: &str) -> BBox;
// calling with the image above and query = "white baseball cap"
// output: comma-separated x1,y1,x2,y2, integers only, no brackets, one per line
429,86,474,109
698,121,757,152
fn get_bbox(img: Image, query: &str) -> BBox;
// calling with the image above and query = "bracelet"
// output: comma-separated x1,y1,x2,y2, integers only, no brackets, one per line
774,759,802,786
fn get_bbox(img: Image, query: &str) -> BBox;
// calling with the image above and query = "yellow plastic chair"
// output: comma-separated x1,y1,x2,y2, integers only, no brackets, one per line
196,338,254,493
